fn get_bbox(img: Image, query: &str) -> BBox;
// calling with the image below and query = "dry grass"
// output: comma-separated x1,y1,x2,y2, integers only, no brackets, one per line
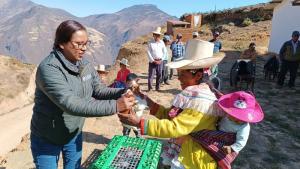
0,55,35,102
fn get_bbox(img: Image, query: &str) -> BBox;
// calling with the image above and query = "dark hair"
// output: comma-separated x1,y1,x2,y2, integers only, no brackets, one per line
126,73,138,82
249,42,256,47
189,68,204,76
53,20,86,50
186,69,204,84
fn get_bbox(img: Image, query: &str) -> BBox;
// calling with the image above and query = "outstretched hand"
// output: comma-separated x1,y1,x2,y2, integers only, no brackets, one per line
118,110,141,127
116,90,136,113
129,81,146,99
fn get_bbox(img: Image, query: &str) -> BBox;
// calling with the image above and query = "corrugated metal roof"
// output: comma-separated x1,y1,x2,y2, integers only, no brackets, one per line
167,20,190,25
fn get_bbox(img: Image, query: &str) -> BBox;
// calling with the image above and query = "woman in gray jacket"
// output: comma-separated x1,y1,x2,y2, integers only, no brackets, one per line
30,20,135,169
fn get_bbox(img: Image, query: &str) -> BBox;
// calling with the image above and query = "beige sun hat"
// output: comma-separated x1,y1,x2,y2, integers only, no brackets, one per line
152,27,162,35
117,58,130,67
192,31,199,37
94,65,108,73
167,39,225,69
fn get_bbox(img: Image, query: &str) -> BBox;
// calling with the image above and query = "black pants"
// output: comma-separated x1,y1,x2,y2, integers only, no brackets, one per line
148,62,162,90
277,60,299,87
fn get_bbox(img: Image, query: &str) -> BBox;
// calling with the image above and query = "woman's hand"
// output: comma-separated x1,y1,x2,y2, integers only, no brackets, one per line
118,110,141,127
116,90,136,113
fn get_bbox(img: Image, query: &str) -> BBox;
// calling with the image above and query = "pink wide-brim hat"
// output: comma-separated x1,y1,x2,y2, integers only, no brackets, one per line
218,91,264,123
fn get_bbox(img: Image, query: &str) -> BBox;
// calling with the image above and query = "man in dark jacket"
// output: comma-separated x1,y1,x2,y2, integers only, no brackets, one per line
277,31,300,88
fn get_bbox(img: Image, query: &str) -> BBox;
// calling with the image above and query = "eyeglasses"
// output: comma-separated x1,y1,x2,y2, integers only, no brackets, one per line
70,40,91,49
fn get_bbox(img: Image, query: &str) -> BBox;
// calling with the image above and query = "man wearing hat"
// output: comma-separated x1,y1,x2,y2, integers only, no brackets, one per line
169,33,185,79
277,31,300,89
147,27,167,91
95,64,109,84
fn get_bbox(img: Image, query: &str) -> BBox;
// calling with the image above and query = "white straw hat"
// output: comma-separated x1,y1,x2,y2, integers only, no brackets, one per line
94,65,108,73
167,39,225,69
117,58,130,67
152,27,162,35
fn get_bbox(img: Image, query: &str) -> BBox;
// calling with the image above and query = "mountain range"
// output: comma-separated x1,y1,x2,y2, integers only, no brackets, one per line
0,0,174,65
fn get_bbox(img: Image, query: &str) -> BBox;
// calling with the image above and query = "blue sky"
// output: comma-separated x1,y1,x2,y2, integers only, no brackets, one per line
31,0,271,17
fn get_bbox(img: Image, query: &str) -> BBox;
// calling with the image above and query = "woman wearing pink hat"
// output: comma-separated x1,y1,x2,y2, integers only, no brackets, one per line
191,91,264,169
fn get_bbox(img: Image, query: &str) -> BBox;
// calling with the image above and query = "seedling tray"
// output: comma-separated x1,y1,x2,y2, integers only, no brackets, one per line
89,135,162,169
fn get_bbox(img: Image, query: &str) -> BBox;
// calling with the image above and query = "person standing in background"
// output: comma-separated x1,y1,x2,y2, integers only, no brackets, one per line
161,35,171,85
209,31,222,53
147,27,166,91
170,33,185,80
277,31,300,89
206,31,223,89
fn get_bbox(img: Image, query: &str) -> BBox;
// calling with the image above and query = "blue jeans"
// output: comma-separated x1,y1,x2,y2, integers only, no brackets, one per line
30,133,82,169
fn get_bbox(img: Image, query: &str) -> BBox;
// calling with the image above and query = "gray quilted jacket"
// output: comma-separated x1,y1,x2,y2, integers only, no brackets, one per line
31,50,124,145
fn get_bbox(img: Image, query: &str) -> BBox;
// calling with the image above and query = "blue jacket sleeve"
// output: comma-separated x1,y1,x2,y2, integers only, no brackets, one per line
231,123,250,153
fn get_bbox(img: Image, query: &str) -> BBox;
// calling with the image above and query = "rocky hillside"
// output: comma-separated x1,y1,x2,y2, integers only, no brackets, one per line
0,55,35,115
82,4,174,61
0,0,173,65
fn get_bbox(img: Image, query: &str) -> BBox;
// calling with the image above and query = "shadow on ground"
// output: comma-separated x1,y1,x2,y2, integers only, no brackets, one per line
81,149,103,169
83,132,111,144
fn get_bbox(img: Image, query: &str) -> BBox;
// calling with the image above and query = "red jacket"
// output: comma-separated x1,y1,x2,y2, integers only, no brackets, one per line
116,68,130,82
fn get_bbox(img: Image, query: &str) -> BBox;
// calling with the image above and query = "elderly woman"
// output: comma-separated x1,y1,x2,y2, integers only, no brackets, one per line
30,20,135,169
119,39,225,169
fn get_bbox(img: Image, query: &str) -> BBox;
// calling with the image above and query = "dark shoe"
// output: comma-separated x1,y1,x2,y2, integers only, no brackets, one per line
164,81,170,85
155,88,160,91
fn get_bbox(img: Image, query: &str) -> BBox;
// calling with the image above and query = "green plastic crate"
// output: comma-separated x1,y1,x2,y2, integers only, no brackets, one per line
89,135,162,169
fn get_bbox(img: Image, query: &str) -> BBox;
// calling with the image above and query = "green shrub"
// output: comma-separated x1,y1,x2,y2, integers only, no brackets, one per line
242,18,253,27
